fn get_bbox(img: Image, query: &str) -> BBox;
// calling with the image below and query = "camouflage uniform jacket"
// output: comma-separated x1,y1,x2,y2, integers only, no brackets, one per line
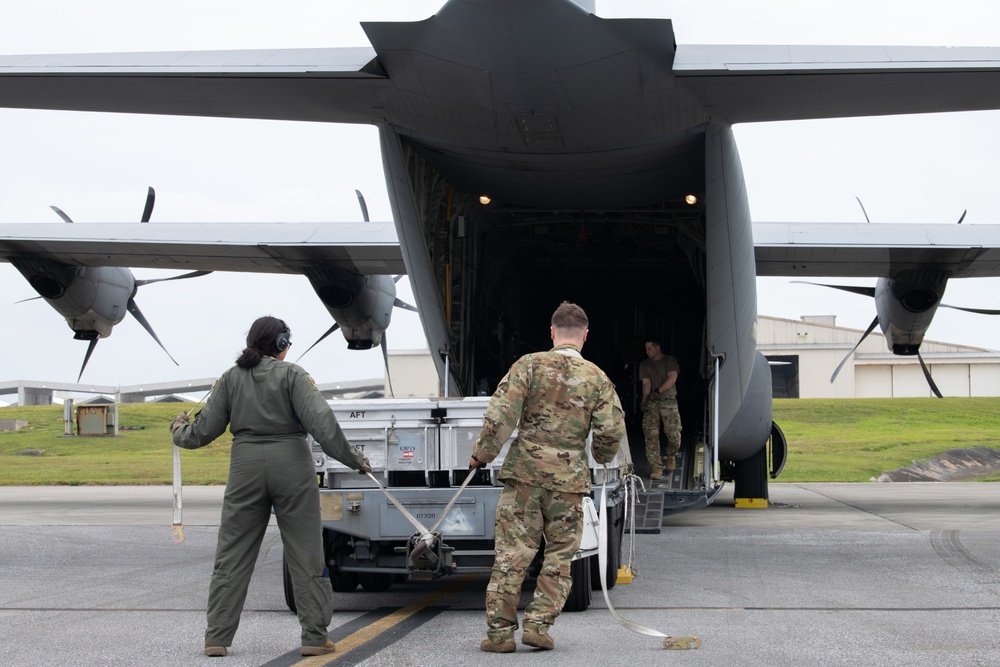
172,356,365,469
472,344,625,493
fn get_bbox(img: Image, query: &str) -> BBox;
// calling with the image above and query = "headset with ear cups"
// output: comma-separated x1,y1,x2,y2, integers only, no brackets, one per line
275,328,291,353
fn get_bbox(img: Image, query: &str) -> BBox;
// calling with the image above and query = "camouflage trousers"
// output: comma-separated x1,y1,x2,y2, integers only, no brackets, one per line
485,481,584,641
642,398,681,470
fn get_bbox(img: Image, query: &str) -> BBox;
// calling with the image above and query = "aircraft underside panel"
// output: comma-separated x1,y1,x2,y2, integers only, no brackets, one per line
704,123,772,460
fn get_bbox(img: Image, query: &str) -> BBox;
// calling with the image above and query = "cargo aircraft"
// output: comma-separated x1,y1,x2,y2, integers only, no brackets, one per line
3,0,1000,505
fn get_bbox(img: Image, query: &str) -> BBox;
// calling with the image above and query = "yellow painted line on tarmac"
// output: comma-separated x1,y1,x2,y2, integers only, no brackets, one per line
293,573,480,667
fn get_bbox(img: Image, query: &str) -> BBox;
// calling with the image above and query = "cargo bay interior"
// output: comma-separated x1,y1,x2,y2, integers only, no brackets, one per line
409,160,710,482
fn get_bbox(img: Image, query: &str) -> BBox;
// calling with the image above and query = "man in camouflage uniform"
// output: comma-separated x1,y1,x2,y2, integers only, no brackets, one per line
639,339,681,480
470,301,624,653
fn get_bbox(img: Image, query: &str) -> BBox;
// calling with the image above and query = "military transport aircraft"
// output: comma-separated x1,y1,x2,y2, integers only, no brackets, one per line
2,0,1000,505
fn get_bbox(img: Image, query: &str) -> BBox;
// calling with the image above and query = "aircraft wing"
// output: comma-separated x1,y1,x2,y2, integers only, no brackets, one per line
753,222,1000,278
0,47,387,123
674,44,1000,122
0,222,404,274
4,40,1000,128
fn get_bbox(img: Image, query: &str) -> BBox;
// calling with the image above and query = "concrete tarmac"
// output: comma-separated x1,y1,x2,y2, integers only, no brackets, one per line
0,482,998,666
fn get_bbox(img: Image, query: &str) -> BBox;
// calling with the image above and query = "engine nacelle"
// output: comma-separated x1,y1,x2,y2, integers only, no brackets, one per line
307,269,396,349
13,258,135,339
874,271,948,356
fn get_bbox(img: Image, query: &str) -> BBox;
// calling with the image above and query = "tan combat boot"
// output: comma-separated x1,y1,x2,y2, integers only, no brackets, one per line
301,640,336,656
665,457,676,471
480,636,516,653
649,467,663,480
204,644,227,657
522,623,554,650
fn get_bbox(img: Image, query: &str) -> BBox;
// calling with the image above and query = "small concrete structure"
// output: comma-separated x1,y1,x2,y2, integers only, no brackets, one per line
0,419,28,432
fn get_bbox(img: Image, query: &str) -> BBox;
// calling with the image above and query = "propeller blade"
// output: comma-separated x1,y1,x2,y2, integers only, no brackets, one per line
134,270,213,287
295,322,340,362
918,351,944,399
855,196,871,223
939,303,1000,316
791,280,876,298
355,189,370,223
831,316,880,383
126,298,178,366
956,210,967,225
50,206,74,223
78,338,99,382
381,335,395,398
393,297,418,313
140,186,155,223
15,296,44,304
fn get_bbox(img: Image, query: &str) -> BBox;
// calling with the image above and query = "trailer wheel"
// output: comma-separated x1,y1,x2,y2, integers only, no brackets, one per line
562,556,591,612
329,569,359,593
282,554,297,613
358,572,394,592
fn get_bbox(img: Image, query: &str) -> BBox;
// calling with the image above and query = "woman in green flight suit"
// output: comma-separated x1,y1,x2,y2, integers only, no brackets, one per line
171,315,370,658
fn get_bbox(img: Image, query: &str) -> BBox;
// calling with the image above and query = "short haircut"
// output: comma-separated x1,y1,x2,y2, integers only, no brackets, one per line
645,339,662,348
551,301,588,333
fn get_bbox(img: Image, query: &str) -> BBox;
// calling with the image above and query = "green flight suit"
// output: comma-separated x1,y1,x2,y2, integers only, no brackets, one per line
173,356,365,649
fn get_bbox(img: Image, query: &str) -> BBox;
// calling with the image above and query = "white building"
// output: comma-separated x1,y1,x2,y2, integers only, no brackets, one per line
758,315,1000,398
385,349,440,397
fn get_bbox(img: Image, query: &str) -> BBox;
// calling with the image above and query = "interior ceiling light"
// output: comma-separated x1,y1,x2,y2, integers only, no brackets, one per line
685,194,698,205
479,195,491,205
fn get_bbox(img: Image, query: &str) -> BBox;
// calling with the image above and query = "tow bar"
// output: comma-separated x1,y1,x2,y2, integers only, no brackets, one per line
363,466,479,578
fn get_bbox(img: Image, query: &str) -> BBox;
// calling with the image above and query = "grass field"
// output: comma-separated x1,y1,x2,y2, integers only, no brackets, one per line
772,397,1000,482
0,403,231,485
1,398,998,485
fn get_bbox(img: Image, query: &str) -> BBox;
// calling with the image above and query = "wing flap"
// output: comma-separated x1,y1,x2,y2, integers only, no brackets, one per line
0,47,380,73
674,44,1000,123
675,44,1000,75
754,222,1000,278
0,222,405,275
0,47,387,122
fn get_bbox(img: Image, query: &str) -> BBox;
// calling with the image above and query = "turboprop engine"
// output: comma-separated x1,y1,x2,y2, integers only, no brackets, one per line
12,187,210,380
797,268,1000,397
295,191,418,396
306,270,401,351
15,259,134,340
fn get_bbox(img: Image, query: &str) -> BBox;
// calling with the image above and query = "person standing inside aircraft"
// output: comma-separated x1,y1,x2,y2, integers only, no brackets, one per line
170,315,370,658
639,339,681,480
470,301,624,653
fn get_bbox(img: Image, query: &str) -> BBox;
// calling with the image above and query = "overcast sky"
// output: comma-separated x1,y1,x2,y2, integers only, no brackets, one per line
2,0,1000,395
